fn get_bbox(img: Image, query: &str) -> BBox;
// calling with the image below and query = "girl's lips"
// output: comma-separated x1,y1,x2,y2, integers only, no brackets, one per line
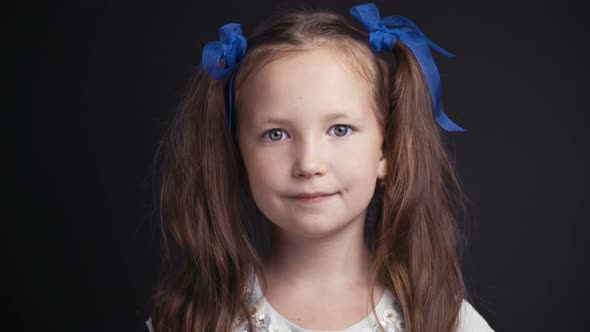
290,192,337,203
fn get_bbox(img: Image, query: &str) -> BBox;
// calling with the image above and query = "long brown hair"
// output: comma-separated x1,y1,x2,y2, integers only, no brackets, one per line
150,7,469,332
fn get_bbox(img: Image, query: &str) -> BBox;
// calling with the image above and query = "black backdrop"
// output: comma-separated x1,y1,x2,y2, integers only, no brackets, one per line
21,0,588,331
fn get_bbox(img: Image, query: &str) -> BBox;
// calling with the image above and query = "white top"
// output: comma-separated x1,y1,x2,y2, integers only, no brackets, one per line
146,272,494,332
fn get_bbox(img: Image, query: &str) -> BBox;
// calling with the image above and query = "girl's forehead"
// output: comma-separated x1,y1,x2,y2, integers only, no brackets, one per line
238,47,375,121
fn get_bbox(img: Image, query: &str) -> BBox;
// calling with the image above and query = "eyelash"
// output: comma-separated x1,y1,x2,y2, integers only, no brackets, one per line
262,124,355,142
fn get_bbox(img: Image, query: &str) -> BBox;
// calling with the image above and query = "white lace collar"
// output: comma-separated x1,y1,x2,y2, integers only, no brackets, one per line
236,271,406,332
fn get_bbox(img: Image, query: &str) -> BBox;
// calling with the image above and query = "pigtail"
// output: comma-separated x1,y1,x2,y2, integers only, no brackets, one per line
372,41,467,332
150,68,261,332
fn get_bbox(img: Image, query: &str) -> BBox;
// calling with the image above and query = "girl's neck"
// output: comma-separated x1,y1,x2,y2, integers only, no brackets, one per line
262,216,373,288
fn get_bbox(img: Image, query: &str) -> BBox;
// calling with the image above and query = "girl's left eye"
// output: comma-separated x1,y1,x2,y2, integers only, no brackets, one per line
329,124,353,137
264,124,353,142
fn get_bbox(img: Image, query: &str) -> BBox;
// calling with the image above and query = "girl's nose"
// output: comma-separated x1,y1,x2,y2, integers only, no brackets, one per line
291,139,328,178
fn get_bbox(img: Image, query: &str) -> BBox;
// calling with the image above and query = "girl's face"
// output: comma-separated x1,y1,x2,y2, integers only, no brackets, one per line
237,47,386,239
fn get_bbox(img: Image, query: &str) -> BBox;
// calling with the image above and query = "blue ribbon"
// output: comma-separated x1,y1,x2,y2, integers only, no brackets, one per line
350,3,465,132
201,23,247,80
201,23,247,128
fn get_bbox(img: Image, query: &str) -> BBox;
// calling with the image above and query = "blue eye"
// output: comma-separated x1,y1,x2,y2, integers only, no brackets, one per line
329,124,353,137
263,129,289,141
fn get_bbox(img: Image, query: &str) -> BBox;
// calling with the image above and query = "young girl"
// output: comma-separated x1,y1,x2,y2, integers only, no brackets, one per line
147,2,494,332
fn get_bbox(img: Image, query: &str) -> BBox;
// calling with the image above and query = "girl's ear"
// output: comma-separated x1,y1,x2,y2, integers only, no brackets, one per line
377,154,387,180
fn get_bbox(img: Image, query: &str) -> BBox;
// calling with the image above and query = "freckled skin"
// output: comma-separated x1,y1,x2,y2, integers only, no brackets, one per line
237,47,387,240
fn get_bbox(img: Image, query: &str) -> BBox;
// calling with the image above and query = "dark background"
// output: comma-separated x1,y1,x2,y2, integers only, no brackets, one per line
21,0,588,331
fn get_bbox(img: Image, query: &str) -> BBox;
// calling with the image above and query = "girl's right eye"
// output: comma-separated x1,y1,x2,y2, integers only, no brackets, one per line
263,129,289,142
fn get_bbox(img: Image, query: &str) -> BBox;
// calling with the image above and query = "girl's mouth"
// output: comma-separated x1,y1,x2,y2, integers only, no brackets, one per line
290,192,338,203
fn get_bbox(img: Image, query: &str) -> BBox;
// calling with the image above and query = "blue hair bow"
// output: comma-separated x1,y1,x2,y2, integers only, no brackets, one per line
201,23,247,80
201,23,247,129
350,3,465,132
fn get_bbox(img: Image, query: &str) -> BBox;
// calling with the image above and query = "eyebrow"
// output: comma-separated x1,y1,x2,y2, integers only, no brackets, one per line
258,112,358,125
